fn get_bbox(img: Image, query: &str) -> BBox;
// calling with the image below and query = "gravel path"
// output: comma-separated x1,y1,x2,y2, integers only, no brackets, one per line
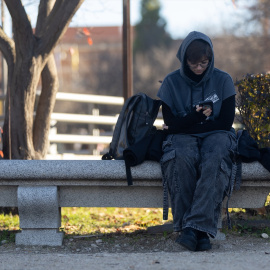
0,232,270,269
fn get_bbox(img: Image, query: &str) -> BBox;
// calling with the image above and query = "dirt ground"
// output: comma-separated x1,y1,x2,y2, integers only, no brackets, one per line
0,229,270,270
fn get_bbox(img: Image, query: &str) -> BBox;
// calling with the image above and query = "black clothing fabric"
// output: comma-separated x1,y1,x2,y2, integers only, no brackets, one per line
236,130,270,173
260,148,270,172
123,135,152,167
146,130,166,161
162,95,235,134
185,64,206,83
237,130,261,162
123,130,166,186
123,130,166,166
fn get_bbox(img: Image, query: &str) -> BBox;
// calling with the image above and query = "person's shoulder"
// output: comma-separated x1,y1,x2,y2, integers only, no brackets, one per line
163,69,181,83
213,68,233,79
165,69,180,78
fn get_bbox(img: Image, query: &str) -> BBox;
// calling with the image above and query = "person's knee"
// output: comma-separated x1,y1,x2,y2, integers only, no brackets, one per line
175,148,199,166
201,134,232,156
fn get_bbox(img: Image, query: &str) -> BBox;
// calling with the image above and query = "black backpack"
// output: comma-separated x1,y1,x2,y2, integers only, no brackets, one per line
102,93,162,184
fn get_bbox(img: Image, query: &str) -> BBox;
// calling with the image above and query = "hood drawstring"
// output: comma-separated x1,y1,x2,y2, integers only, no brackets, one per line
202,82,205,101
190,86,194,110
190,82,206,111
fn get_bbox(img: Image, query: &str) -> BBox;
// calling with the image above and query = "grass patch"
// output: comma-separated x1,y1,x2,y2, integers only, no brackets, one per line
61,207,173,236
0,207,172,242
222,222,270,238
0,213,20,231
0,207,172,238
0,213,19,243
0,230,16,243
222,198,270,238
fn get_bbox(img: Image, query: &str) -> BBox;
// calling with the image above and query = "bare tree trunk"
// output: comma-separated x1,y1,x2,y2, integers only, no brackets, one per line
8,56,42,159
32,0,59,159
0,28,15,159
33,54,59,158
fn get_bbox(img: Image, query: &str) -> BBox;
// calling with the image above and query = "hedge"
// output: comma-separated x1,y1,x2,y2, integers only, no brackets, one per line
235,73,270,148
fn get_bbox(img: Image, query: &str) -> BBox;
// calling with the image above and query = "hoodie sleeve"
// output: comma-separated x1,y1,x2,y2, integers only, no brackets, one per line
163,95,235,134
162,102,207,129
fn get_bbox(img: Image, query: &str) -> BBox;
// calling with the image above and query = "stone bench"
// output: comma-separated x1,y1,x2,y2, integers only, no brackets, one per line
0,160,269,246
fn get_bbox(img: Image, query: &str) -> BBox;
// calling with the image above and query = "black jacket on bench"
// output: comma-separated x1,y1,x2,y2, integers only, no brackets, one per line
237,130,270,172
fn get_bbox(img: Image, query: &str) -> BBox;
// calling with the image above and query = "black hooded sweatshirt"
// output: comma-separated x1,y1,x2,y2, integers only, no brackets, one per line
157,31,235,135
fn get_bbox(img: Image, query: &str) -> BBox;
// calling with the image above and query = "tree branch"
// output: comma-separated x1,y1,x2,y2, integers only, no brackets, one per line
5,0,34,54
35,0,56,36
5,0,33,36
0,27,15,68
36,0,84,58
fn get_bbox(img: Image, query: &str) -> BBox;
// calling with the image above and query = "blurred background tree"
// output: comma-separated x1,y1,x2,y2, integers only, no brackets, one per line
133,0,172,54
133,0,175,97
235,0,270,72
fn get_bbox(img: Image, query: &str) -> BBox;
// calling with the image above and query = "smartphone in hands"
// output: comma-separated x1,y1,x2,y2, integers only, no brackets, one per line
199,100,213,116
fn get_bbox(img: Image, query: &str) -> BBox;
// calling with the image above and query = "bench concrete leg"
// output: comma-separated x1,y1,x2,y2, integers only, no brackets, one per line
16,186,64,246
214,208,226,240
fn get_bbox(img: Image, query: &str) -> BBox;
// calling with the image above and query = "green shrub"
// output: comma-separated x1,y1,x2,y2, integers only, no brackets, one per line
235,73,270,148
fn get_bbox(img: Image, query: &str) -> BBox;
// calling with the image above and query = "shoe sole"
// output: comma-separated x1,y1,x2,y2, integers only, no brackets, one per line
196,239,212,251
176,238,197,251
196,242,212,251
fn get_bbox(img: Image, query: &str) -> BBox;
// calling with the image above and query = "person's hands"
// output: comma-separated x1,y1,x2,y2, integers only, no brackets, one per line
162,123,168,130
196,105,212,117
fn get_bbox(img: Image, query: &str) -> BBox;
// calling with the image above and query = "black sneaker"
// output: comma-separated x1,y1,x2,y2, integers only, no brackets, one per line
175,228,198,251
196,231,212,251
